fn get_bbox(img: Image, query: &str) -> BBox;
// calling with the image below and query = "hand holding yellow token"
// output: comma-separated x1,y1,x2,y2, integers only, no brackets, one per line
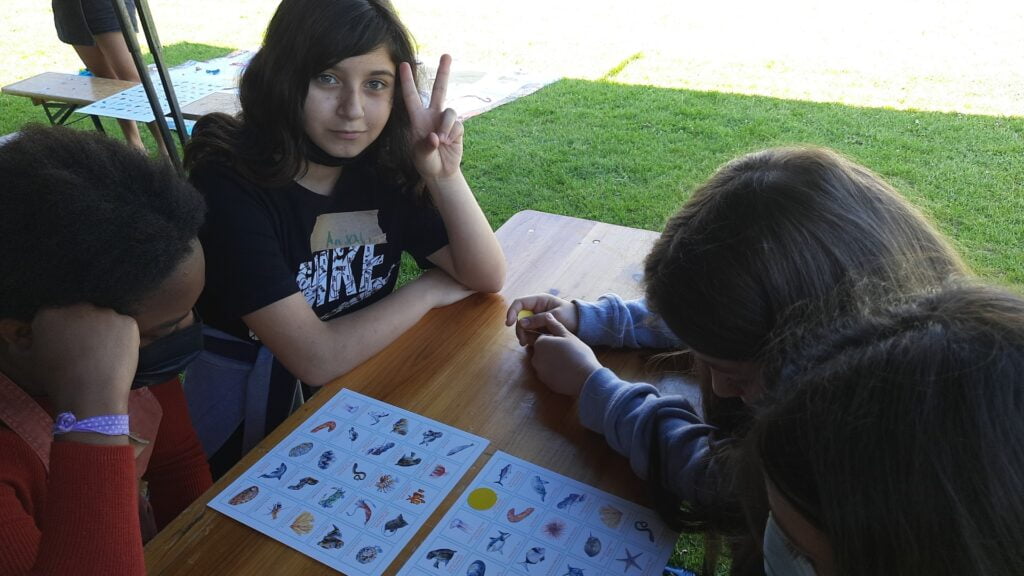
517,310,534,320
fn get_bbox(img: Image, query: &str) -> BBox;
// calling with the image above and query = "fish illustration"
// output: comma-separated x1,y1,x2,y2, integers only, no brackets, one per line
367,410,389,425
348,427,358,441
288,476,320,491
427,548,456,568
311,420,336,434
430,465,447,477
531,475,550,501
557,493,586,511
290,511,314,535
486,531,510,554
494,464,511,486
391,418,408,435
317,524,344,549
583,533,601,557
383,513,408,536
356,545,383,564
519,547,546,571
268,502,283,519
367,441,395,455
228,485,259,505
420,430,443,445
447,443,474,456
466,560,486,576
317,450,336,470
407,488,426,505
396,452,421,467
347,499,374,524
288,442,313,457
449,518,470,533
318,487,346,508
259,462,287,480
562,566,585,576
352,462,367,481
507,507,535,523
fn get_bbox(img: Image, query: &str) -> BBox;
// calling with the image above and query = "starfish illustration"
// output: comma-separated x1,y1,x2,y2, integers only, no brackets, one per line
616,548,643,573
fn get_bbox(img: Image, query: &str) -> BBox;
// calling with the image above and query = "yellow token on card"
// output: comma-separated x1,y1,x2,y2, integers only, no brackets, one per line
517,310,534,320
467,487,498,510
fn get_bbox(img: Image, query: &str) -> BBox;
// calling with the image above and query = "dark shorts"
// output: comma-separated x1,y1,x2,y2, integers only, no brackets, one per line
52,0,138,46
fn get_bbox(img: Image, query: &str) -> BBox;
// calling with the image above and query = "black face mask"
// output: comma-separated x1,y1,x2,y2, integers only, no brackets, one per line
132,319,204,389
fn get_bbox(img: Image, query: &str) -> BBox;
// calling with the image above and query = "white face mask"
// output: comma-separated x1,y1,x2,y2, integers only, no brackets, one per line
763,512,818,576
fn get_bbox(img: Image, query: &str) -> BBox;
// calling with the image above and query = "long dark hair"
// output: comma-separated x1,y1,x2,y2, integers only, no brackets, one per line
641,147,969,569
184,0,419,187
753,282,1024,576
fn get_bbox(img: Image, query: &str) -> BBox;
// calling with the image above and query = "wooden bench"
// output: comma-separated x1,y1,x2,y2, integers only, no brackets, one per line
2,72,139,132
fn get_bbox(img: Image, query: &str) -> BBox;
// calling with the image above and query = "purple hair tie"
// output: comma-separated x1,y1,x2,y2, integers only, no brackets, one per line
53,412,130,436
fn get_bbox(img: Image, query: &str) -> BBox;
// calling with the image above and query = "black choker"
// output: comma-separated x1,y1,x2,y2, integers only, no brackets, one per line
304,136,362,167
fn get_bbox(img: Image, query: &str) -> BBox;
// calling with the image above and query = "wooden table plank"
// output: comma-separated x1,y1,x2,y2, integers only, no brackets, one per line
2,72,137,106
146,210,673,575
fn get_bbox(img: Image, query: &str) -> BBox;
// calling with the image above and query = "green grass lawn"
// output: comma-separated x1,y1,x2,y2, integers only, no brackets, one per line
3,40,1022,576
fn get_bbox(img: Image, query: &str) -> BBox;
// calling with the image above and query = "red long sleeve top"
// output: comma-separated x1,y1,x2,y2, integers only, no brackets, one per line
0,378,212,575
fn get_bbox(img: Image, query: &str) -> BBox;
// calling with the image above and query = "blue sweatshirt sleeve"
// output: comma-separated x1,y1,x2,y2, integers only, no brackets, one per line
577,367,717,508
575,294,683,349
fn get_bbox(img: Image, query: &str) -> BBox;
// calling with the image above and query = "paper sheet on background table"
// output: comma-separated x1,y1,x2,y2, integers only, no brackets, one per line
209,389,488,576
398,451,678,576
76,77,223,122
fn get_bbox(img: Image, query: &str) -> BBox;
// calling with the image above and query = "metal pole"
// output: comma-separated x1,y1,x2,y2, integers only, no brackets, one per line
109,0,183,175
133,0,190,149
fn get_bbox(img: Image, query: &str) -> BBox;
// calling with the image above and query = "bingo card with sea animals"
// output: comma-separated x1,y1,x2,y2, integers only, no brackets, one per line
398,452,678,576
209,389,488,575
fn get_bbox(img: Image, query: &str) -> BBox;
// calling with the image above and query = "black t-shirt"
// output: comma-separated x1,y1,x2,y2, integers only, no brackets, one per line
192,162,449,343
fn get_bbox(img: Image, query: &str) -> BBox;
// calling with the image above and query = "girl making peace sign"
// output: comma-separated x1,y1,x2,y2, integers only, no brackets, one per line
184,0,505,474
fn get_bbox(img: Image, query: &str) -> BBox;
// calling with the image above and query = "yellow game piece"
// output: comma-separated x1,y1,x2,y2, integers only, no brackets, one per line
467,487,498,510
517,310,534,320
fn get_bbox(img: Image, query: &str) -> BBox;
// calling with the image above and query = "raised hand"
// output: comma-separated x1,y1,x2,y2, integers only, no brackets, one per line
30,305,139,440
399,54,463,181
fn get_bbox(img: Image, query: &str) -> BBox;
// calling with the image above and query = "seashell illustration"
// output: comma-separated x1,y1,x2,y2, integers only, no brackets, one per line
466,560,486,576
391,418,408,435
375,474,398,493
367,441,395,455
531,475,549,501
317,524,344,549
447,443,474,456
290,511,314,535
543,519,566,539
317,450,336,470
287,476,319,491
396,452,421,467
599,505,623,529
311,420,336,434
420,430,443,445
430,465,447,477
288,442,313,457
318,487,346,509
383,513,409,536
506,507,534,523
355,545,383,564
583,533,602,557
228,485,259,505
427,548,456,568
259,462,287,480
